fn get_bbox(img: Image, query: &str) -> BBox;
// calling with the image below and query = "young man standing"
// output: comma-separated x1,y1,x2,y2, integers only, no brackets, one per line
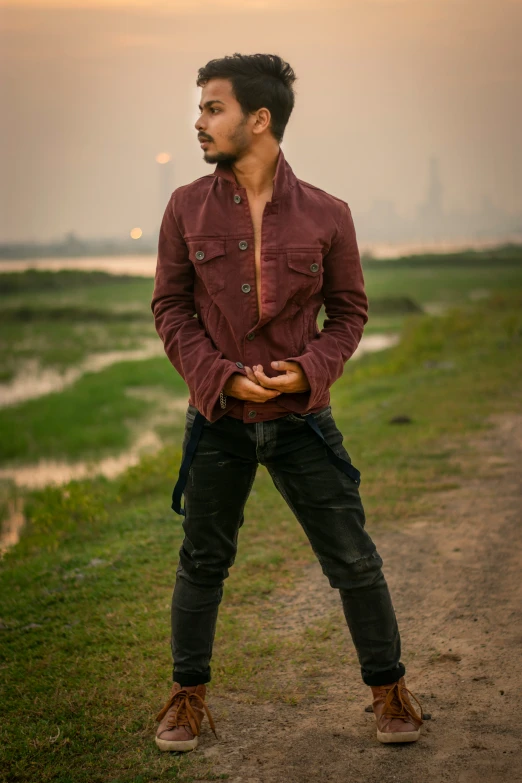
151,53,423,752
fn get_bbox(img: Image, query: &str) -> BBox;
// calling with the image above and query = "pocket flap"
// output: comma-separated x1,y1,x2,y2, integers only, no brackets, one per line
187,239,226,264
287,251,323,276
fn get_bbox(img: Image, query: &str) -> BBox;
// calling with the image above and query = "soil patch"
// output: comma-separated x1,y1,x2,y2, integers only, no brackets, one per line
195,412,522,782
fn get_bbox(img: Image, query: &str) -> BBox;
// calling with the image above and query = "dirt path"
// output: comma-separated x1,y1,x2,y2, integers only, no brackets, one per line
196,411,522,783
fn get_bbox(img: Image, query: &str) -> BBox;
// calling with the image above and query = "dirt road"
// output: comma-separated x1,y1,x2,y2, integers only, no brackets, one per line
195,411,522,783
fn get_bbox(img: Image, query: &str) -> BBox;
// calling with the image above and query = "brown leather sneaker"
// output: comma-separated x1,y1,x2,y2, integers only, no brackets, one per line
155,683,217,752
370,676,423,743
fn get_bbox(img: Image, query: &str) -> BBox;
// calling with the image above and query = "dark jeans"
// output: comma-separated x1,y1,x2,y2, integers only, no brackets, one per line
171,403,406,688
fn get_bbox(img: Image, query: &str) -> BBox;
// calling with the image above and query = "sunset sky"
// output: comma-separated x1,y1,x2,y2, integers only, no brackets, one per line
1,0,521,242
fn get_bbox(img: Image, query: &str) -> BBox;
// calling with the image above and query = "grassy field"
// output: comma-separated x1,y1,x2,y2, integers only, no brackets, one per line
1,246,522,459
2,245,521,383
1,249,522,782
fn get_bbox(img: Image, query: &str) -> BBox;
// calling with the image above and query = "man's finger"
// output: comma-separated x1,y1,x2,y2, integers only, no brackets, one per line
244,366,261,385
271,360,298,372
241,377,267,394
253,368,290,389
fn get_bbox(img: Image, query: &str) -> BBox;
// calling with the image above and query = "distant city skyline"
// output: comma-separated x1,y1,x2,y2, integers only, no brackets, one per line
355,156,522,243
1,0,521,243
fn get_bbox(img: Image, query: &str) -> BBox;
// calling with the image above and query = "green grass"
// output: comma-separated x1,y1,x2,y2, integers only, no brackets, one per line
363,262,522,306
3,253,521,383
0,358,187,464
1,289,521,782
0,268,154,302
2,253,521,463
0,271,157,382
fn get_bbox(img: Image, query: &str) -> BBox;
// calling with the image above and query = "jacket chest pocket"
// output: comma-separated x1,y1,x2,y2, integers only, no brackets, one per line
187,239,226,295
286,250,324,303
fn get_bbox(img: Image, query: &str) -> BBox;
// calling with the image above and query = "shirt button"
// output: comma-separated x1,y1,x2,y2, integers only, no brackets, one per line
234,194,242,204
310,262,319,272
235,361,244,369
239,240,248,250
195,250,205,260
241,283,251,293
248,410,257,419
247,332,256,341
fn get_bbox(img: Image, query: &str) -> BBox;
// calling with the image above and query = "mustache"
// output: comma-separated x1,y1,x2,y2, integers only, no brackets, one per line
198,135,212,142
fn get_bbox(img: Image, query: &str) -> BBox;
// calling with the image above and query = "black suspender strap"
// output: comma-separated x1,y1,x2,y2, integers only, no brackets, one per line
304,413,361,486
171,408,360,516
171,410,206,516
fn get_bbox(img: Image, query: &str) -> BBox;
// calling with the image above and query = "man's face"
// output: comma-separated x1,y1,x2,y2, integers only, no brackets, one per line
195,78,252,164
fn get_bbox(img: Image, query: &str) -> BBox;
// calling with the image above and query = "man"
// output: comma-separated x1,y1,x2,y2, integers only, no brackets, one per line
151,53,423,752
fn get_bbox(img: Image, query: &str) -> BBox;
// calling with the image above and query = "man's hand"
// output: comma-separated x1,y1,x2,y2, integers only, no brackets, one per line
223,372,282,403
251,361,311,393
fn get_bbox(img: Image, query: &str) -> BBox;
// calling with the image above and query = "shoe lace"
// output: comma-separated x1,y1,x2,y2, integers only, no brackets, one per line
156,688,218,739
381,681,423,726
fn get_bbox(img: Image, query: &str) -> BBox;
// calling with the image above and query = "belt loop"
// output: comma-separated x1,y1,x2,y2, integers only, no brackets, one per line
304,413,361,486
171,411,206,515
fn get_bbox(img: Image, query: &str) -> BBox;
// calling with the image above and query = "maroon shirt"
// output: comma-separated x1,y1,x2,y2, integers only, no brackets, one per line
150,147,368,424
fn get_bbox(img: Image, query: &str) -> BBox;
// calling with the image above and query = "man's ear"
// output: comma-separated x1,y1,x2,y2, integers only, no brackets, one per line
252,107,271,135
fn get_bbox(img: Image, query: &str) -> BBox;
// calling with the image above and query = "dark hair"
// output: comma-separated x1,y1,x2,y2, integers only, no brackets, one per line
196,53,297,143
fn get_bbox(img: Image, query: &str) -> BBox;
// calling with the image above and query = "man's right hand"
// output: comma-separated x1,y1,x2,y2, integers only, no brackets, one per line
223,372,282,403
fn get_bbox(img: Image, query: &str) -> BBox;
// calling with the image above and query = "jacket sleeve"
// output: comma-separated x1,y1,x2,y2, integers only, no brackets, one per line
284,202,368,410
150,192,243,422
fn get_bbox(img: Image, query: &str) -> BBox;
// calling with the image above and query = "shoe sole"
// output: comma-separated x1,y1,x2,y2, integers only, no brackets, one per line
155,736,198,752
377,729,420,743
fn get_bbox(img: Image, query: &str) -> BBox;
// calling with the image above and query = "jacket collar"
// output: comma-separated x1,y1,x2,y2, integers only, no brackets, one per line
212,146,296,201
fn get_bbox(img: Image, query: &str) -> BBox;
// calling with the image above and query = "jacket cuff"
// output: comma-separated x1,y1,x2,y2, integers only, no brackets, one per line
194,363,246,423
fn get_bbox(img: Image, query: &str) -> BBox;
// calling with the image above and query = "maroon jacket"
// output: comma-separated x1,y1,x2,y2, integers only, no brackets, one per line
150,147,368,423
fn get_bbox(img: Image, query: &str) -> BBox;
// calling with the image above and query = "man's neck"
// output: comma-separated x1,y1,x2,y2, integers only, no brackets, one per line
231,145,280,198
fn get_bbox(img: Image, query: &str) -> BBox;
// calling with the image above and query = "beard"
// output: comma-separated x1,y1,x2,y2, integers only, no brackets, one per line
202,116,250,164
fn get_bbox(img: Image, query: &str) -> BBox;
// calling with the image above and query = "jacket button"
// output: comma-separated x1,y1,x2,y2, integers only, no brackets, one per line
235,361,244,369
195,250,205,260
234,194,242,204
239,240,248,250
248,410,257,419
241,283,251,293
247,332,256,341
310,262,319,272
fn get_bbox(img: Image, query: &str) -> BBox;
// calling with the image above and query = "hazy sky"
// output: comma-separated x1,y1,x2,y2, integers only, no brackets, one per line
1,0,521,242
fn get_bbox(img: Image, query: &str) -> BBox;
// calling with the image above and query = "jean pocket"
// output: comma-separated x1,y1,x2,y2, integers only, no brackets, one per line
286,412,307,423
287,405,331,424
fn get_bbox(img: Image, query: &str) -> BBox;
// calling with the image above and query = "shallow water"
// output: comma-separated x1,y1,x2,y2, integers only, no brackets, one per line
0,255,157,277
0,237,518,277
351,332,400,357
0,333,400,495
0,334,397,408
0,340,165,407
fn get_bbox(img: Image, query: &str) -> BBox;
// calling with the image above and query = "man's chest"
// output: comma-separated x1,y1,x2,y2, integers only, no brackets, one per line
246,192,271,317
180,184,336,323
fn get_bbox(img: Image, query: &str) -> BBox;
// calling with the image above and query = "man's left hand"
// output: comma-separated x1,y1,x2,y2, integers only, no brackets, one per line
250,361,311,393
